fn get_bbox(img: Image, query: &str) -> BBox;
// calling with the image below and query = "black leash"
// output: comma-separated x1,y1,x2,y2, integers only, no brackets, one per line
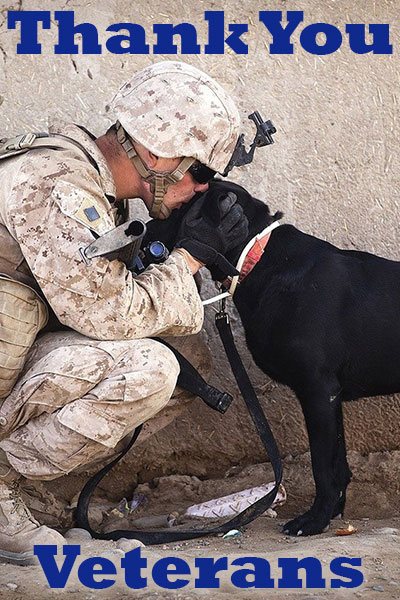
76,309,283,543
214,303,283,492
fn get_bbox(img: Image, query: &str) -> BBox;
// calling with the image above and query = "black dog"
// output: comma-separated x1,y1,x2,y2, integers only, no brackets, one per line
144,179,400,536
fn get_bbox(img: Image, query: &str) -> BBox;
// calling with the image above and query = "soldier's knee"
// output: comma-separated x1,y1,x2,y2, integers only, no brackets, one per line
145,339,180,400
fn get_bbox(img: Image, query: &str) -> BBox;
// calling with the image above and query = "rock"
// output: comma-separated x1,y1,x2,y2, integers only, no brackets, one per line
64,528,93,541
117,537,145,552
372,585,384,592
6,583,18,591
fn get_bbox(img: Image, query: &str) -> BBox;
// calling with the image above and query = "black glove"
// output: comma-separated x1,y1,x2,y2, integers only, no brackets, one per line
176,189,249,278
177,239,240,277
176,189,249,255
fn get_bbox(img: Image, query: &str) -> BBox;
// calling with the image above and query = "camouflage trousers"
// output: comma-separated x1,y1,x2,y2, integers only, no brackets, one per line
0,330,212,480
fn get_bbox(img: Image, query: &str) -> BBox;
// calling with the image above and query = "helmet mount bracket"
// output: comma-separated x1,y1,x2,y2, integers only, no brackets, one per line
222,111,276,177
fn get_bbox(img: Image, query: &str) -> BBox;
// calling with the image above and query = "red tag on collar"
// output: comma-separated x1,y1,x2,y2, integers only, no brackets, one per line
220,232,272,292
239,233,271,283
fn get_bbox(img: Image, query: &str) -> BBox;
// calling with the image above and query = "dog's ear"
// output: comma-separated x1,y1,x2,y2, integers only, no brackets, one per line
199,188,238,227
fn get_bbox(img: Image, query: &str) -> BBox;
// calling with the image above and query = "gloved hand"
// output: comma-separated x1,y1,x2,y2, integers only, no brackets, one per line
176,189,249,255
177,239,240,277
176,189,249,277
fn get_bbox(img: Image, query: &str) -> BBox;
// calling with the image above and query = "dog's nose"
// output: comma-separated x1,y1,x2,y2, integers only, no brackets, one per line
194,182,209,193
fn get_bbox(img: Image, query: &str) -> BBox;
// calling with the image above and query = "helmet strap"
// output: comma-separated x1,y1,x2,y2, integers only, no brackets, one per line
116,122,195,218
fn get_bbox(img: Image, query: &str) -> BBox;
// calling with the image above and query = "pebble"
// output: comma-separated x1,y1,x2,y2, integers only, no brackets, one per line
117,538,146,552
6,583,18,591
64,528,93,541
372,585,384,592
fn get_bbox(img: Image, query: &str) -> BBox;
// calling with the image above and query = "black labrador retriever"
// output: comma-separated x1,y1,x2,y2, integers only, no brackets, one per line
144,179,400,536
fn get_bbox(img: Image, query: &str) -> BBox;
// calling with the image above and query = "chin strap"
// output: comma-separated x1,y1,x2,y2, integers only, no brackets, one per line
116,122,195,218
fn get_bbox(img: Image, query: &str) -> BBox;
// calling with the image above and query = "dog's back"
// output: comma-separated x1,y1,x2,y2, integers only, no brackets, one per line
232,221,400,400
145,179,400,536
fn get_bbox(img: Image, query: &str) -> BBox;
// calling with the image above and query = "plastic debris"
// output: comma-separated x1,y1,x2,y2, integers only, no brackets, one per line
335,523,357,536
109,497,130,518
222,529,243,539
130,493,147,512
108,494,148,519
184,483,286,519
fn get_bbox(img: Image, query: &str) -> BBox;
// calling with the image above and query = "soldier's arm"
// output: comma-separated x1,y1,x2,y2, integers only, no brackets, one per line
10,182,204,341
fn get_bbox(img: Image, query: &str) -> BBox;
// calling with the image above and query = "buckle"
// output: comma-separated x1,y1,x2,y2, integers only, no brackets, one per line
5,133,37,152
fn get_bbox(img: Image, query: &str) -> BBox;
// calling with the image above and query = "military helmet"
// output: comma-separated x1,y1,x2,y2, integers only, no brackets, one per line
111,61,241,175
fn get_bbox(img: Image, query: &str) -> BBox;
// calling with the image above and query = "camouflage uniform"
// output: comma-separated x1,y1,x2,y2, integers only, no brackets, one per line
0,119,208,480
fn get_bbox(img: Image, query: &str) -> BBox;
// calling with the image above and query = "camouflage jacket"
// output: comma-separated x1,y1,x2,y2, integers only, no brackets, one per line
0,120,203,340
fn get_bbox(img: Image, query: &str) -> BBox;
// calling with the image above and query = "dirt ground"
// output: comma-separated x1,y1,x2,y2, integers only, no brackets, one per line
1,0,400,597
0,457,398,599
0,512,398,599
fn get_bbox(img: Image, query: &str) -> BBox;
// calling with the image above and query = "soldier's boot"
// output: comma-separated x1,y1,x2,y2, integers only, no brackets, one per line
0,451,66,566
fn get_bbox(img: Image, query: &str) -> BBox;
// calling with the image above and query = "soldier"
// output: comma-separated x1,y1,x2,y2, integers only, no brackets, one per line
0,61,249,565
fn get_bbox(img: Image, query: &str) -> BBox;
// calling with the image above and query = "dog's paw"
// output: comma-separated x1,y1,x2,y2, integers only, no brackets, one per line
282,512,330,536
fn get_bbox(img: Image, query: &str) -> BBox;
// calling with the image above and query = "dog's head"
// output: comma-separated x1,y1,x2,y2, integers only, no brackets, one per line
143,179,283,273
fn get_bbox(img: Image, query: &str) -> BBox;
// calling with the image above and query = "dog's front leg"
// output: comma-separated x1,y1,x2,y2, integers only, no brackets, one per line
331,398,352,519
283,386,343,536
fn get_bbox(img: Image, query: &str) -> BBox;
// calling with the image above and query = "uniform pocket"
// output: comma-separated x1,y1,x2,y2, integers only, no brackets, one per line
57,399,127,448
0,275,48,399
31,201,109,299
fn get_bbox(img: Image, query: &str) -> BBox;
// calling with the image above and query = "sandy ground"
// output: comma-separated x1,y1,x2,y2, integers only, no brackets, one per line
0,516,398,599
1,459,399,599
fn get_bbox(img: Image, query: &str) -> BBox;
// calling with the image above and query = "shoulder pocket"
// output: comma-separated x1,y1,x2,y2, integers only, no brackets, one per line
52,180,115,236
31,188,114,299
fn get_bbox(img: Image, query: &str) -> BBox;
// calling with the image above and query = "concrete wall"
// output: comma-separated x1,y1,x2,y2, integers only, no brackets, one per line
1,0,400,495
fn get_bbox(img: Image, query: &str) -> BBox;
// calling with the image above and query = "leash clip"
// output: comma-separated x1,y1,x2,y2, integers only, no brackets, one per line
215,292,229,323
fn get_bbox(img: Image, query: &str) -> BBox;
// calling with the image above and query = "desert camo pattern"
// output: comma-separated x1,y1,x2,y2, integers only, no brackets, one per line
0,119,207,478
0,119,204,340
112,61,240,174
0,330,212,479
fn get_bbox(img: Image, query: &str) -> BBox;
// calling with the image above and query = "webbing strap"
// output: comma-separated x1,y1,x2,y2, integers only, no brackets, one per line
0,132,99,172
75,325,283,544
115,122,195,219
